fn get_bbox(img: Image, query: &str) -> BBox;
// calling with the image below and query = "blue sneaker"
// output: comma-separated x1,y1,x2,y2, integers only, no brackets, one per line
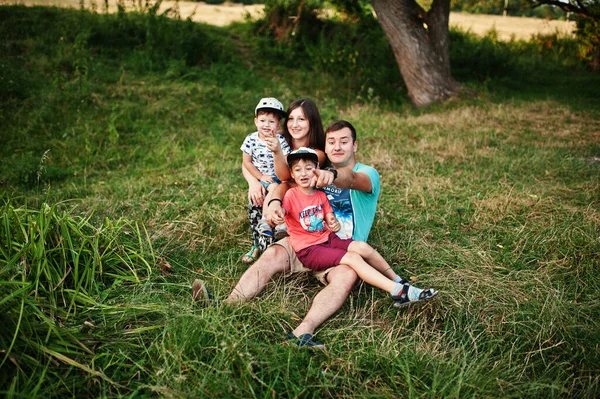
392,285,438,308
285,331,324,348
257,221,273,237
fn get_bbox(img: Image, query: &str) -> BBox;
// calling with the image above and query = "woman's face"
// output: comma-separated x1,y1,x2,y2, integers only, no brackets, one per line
287,107,310,142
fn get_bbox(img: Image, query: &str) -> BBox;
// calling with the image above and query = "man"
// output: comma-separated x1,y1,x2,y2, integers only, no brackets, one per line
193,120,437,347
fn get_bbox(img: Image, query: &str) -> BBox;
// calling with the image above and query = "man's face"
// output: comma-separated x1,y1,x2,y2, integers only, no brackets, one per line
325,127,357,168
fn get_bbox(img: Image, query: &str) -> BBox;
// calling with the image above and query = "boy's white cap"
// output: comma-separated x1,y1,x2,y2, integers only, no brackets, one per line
287,147,318,167
255,97,287,118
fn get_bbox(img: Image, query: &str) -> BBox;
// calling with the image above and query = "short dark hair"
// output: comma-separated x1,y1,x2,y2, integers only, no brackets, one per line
289,156,318,169
326,120,357,142
287,148,319,169
256,109,282,121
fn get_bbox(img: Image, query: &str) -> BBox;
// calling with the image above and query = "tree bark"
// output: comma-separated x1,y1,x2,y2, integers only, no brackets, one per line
372,0,461,107
592,42,600,71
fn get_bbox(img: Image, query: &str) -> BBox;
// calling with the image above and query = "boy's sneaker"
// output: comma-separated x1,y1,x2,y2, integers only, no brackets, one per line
285,331,324,349
274,224,289,241
392,284,438,308
257,221,273,237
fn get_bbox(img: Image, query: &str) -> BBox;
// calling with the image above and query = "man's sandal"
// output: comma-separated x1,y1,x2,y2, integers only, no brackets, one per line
192,279,216,302
241,245,260,264
392,285,438,309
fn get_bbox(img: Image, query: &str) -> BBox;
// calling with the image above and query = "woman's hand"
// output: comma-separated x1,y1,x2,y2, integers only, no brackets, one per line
260,174,275,184
248,181,265,207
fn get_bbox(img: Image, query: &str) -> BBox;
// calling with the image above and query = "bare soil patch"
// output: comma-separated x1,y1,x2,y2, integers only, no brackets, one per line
2,0,575,40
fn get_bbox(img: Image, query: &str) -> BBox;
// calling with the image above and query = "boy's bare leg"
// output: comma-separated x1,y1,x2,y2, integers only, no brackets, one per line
347,241,400,281
339,252,397,292
292,265,357,337
225,244,291,303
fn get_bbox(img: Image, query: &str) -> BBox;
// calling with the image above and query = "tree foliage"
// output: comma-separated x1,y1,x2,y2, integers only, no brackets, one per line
527,1,600,70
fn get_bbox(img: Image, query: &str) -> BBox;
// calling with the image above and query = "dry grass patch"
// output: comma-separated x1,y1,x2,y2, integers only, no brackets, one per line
472,190,541,225
396,102,596,150
487,102,599,147
403,105,491,131
153,199,246,251
362,141,397,171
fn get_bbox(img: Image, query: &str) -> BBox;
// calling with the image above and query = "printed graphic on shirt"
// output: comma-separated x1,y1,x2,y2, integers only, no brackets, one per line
299,204,326,233
240,132,290,176
321,185,353,239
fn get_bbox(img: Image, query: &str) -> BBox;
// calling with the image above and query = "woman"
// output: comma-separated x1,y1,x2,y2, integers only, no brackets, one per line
241,98,327,264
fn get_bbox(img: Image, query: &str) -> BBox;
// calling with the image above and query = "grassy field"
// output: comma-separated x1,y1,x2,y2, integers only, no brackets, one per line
1,4,599,398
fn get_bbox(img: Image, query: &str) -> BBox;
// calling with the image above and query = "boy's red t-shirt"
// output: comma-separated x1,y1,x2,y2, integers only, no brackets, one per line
282,187,334,252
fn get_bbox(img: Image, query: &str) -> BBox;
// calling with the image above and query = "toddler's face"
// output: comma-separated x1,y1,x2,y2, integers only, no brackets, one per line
255,112,280,138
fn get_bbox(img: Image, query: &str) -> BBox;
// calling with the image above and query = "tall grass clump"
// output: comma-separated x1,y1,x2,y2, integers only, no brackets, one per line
0,198,157,397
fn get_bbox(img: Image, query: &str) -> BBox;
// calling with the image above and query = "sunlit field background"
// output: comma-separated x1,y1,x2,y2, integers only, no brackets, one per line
5,0,576,37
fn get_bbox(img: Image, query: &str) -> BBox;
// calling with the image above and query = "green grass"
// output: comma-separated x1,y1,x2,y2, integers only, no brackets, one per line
1,4,599,398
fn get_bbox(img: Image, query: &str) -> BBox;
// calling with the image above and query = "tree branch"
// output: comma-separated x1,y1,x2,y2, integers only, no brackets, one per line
528,0,589,17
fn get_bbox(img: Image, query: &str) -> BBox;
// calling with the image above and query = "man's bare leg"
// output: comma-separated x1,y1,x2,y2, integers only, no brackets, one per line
292,265,358,337
225,244,291,304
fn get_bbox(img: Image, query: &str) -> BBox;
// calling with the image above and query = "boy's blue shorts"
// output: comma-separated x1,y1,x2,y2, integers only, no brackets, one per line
260,176,281,190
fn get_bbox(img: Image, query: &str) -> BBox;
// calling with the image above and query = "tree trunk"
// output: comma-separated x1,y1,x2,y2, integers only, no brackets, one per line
372,0,461,107
592,42,600,72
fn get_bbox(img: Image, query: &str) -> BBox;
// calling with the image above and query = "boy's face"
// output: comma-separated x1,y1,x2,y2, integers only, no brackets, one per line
325,127,357,168
255,112,280,138
290,159,317,188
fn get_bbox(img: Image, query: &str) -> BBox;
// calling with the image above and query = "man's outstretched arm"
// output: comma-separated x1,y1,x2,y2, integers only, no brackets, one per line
313,168,373,193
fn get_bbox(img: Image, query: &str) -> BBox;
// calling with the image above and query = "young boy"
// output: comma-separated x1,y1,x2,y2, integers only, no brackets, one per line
240,97,290,263
281,147,438,304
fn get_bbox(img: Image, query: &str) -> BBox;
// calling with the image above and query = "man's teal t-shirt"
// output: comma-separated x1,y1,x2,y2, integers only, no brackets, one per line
320,163,380,242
